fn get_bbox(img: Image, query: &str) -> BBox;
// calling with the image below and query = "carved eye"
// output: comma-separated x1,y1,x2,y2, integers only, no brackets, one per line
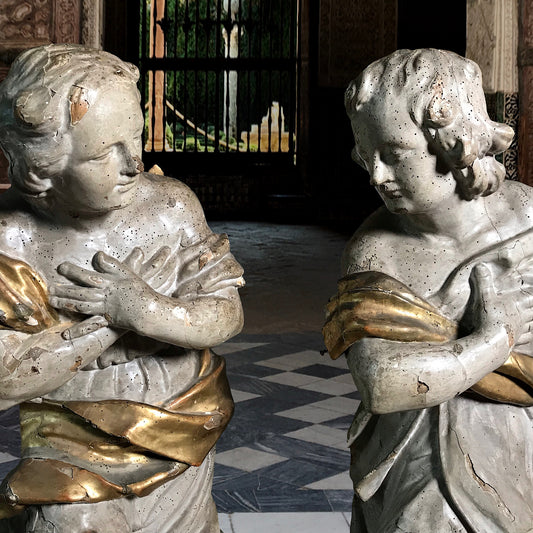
91,149,113,162
351,147,367,169
381,147,413,166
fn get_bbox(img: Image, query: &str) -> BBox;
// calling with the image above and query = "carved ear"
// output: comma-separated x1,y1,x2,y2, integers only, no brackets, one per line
14,87,54,129
425,76,457,128
18,171,53,198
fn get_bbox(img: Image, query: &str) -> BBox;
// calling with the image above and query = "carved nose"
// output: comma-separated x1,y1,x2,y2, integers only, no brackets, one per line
123,155,143,176
370,163,388,186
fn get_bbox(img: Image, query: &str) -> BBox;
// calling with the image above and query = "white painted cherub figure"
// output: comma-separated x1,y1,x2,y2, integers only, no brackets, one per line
0,44,244,533
323,49,533,532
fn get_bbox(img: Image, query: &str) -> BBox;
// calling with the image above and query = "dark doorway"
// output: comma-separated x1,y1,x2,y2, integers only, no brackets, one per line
397,0,466,55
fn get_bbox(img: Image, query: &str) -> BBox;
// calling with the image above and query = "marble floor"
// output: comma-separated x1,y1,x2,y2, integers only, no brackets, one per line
212,332,358,516
0,221,355,532
211,222,354,531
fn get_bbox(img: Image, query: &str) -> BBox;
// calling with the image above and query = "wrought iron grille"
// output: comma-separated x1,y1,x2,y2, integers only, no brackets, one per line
139,0,299,173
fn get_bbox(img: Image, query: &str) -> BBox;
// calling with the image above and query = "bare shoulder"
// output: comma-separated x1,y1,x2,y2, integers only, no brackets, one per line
134,173,210,243
491,180,533,224
342,207,401,275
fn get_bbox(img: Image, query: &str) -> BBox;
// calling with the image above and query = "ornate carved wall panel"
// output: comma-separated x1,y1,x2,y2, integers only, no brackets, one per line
318,0,397,87
81,0,103,49
467,0,519,93
0,0,53,45
519,0,533,185
54,0,82,44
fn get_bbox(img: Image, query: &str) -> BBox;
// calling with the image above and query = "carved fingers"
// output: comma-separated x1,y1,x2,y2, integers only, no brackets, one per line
51,249,174,333
471,263,533,344
138,247,178,292
61,316,110,340
50,284,107,316
111,247,177,292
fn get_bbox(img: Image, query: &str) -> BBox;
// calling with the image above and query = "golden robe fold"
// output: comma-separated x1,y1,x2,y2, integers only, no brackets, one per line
323,271,533,406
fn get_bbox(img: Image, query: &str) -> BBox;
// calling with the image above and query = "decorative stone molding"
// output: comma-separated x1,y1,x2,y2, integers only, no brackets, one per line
318,0,397,88
501,92,519,180
467,0,519,93
0,0,53,52
54,0,81,44
81,0,104,49
518,0,533,185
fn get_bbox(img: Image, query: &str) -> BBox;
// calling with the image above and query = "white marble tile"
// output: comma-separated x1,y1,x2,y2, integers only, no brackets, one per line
318,356,349,370
219,513,233,533
300,378,355,396
331,373,356,385
229,512,349,533
329,439,351,451
284,424,347,448
309,396,359,415
305,471,352,490
275,405,340,424
262,371,321,387
231,389,261,403
213,341,268,355
215,446,288,472
256,350,323,371
0,452,18,464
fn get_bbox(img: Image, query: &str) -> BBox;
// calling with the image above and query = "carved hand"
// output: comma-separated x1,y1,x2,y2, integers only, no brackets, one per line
469,263,533,347
50,248,177,334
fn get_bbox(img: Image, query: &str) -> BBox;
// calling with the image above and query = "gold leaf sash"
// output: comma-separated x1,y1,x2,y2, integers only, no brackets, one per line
323,271,533,407
0,348,234,517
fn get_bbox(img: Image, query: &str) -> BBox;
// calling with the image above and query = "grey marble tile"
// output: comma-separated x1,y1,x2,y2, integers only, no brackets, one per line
251,435,350,470
216,413,309,452
216,446,288,472
228,511,350,533
0,407,19,427
256,458,344,489
320,414,353,431
229,363,281,379
212,473,333,512
0,425,20,457
213,463,248,486
296,364,349,380
326,490,354,512
0,460,19,481
342,391,362,400
227,375,330,406
231,389,261,403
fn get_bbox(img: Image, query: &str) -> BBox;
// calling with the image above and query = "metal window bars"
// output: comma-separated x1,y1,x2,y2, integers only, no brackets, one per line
139,0,299,172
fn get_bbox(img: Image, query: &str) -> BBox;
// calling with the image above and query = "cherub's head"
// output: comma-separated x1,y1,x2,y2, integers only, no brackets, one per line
345,49,513,211
0,44,144,215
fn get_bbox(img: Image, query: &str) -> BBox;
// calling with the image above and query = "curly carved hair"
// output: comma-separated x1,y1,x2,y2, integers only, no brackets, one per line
345,49,514,200
0,44,140,202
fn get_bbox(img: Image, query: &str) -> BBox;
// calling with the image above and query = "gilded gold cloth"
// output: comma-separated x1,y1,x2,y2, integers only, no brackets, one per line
0,253,58,333
0,348,233,516
323,271,533,406
0,253,235,518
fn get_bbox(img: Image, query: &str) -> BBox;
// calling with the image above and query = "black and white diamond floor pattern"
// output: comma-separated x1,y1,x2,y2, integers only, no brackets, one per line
0,332,358,515
213,332,358,513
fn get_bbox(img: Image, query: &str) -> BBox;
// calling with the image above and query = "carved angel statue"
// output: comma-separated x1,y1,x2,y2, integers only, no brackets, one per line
323,49,533,532
0,44,244,533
